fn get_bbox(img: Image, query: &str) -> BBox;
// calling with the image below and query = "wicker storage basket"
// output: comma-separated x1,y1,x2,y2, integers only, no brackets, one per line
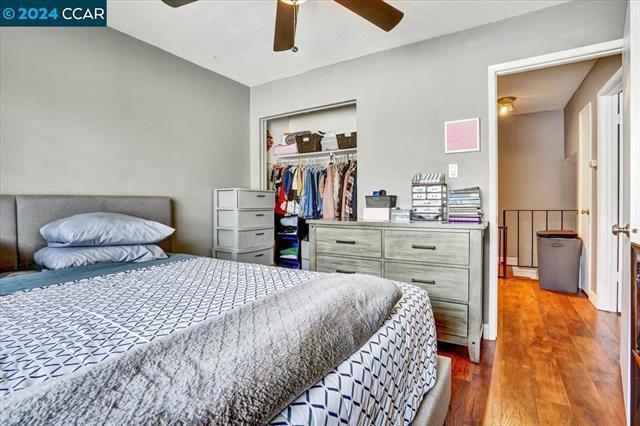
296,133,323,153
336,132,357,149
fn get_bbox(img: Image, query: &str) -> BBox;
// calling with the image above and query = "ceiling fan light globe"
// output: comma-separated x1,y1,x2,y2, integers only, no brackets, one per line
280,0,306,5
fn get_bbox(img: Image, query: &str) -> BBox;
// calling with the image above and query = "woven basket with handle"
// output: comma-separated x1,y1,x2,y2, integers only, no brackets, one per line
336,132,357,149
296,133,323,153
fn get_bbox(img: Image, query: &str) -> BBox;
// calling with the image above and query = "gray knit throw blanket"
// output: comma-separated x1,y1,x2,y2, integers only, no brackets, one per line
1,273,402,426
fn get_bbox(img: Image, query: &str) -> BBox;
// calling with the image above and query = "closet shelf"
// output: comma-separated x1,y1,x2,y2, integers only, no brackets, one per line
272,147,357,160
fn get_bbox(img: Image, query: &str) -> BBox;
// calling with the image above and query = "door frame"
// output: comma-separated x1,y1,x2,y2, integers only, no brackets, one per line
486,38,625,340
577,102,593,301
596,67,623,313
623,3,640,423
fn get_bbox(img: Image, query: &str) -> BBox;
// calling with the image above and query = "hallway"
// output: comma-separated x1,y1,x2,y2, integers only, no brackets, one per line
440,276,624,425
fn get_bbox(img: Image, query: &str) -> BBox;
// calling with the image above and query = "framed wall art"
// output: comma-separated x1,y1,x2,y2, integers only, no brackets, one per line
445,117,480,153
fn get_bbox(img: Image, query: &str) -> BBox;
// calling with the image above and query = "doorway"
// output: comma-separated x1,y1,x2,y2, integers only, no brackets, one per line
597,69,624,314
488,39,625,342
488,34,640,424
578,102,593,296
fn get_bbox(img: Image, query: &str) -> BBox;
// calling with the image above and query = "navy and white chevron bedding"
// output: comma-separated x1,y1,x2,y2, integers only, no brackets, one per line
0,256,437,425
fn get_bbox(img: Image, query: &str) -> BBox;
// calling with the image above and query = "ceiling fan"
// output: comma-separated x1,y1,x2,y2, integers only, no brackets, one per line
161,0,405,53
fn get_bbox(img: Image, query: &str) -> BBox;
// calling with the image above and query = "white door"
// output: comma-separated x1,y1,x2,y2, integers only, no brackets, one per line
620,2,640,422
578,103,593,294
617,91,624,313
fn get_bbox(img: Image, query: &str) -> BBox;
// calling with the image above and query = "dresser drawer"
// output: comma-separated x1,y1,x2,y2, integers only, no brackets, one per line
216,228,273,250
316,254,381,276
384,230,469,266
384,262,468,302
237,247,273,265
216,189,273,210
431,300,468,337
316,227,382,258
237,191,273,209
215,247,273,265
217,209,274,230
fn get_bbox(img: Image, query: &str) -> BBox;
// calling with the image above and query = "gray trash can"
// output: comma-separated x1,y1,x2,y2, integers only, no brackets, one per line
537,230,582,293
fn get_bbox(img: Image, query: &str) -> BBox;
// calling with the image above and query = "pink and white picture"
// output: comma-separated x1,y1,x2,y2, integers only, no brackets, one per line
444,117,480,153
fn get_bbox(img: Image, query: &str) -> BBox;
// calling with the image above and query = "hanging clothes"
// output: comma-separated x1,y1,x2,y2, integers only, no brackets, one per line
270,159,357,221
322,163,335,219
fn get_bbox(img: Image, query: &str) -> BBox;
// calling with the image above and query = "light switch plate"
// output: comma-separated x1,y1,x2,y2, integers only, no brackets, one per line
448,163,458,179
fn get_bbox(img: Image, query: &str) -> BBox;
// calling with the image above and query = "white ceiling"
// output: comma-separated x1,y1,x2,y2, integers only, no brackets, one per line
107,0,568,87
498,59,596,115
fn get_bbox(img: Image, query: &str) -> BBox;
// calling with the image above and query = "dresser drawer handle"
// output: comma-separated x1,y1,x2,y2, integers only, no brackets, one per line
256,194,266,198
412,244,436,250
255,213,265,217
254,253,265,258
336,269,356,274
411,278,436,285
255,232,265,236
336,240,356,245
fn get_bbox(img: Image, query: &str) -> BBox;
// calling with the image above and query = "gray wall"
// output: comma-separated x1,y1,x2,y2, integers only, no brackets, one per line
250,1,626,317
0,28,250,256
498,110,576,260
563,54,622,296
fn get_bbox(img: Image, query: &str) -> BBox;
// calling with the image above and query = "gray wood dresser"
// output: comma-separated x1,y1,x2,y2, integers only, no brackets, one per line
307,219,487,363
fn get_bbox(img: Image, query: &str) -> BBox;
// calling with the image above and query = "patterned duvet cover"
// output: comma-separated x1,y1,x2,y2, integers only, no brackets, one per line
0,256,437,425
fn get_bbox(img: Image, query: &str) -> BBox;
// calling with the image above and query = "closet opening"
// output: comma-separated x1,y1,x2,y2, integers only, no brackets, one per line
260,101,358,270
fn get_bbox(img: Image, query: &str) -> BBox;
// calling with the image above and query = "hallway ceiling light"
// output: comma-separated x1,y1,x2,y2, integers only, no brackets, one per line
498,96,516,116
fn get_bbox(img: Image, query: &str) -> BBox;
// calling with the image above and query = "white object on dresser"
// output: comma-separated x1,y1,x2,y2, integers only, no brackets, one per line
213,188,274,266
307,219,486,363
363,207,391,222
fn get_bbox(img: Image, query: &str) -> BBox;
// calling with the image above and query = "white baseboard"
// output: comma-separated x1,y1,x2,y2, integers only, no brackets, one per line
498,257,519,266
483,323,495,340
512,266,538,280
588,288,599,309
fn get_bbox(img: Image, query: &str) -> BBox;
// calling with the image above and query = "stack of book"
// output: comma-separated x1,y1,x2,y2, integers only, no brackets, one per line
448,187,482,224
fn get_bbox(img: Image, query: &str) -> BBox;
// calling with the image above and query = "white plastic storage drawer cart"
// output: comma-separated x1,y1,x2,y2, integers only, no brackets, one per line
213,188,275,265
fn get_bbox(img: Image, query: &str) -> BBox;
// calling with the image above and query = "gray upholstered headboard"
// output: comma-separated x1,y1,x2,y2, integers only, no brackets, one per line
0,195,173,272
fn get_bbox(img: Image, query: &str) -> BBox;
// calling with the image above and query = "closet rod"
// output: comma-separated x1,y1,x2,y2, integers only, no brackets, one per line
274,151,356,165
272,147,357,160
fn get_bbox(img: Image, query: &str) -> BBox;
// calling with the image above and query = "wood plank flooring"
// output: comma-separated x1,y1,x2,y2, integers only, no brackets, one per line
438,275,624,425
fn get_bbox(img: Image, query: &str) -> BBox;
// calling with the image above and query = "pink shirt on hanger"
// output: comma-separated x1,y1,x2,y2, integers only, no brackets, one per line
322,163,336,219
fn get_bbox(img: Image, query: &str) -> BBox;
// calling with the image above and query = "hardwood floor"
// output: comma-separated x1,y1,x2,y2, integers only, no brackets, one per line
438,275,624,425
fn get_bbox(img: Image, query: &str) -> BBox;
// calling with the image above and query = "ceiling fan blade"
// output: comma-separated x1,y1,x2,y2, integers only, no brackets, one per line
274,0,297,52
161,0,197,8
333,0,404,32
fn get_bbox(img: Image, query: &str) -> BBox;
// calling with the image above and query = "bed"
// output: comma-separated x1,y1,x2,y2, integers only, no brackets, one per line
0,195,451,425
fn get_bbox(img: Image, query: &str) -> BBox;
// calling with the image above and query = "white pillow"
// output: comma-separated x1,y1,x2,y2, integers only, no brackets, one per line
40,212,174,247
34,245,167,270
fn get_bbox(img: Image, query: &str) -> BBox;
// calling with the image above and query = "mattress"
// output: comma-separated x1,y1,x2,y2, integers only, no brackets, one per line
0,256,437,425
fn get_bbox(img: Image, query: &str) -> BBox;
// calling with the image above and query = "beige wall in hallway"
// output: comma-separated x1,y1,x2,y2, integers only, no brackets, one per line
564,54,622,297
499,110,576,261
564,55,622,160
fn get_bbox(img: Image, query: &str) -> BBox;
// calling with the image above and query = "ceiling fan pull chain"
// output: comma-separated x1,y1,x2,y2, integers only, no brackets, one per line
291,3,299,52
